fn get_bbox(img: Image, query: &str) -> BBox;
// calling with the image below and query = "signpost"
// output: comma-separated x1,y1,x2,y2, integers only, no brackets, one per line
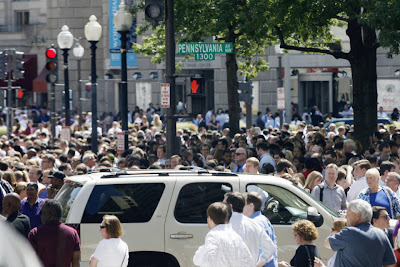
161,83,170,108
116,132,125,153
177,42,233,61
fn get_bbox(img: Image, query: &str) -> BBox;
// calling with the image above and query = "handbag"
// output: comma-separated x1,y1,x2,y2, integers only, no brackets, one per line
304,245,314,267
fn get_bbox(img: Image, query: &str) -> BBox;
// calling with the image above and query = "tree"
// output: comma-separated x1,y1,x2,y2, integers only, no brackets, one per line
133,0,272,136
265,0,400,150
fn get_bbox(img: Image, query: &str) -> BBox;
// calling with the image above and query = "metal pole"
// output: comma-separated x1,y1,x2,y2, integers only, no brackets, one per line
51,82,56,142
165,0,177,157
62,49,71,126
89,41,98,154
119,30,129,152
77,59,83,126
284,54,291,125
277,54,283,129
7,78,12,138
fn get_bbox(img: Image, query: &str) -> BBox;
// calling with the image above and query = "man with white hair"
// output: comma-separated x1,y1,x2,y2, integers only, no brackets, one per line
386,172,400,198
328,199,396,266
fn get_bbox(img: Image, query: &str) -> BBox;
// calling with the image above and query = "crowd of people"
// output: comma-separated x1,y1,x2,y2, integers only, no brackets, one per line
1,102,400,266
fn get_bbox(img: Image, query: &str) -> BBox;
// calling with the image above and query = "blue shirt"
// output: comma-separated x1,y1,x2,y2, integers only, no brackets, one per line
329,222,396,267
369,190,393,218
233,162,245,173
251,211,278,267
20,198,45,229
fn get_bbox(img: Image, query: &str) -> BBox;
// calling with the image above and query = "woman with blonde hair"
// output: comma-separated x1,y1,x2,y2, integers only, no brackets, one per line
3,171,16,189
152,114,162,132
90,215,129,267
14,182,28,199
304,171,323,193
14,170,29,183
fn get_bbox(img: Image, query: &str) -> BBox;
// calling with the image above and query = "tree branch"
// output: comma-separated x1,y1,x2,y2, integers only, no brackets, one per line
334,15,349,22
275,26,351,60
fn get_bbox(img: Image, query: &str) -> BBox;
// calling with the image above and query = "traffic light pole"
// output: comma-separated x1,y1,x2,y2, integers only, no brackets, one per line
165,0,178,157
7,78,12,138
51,82,56,144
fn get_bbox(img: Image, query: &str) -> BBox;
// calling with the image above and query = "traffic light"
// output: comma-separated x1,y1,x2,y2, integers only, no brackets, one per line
45,45,58,83
190,77,204,94
144,0,164,23
17,89,24,99
13,51,24,80
238,81,253,103
0,51,7,80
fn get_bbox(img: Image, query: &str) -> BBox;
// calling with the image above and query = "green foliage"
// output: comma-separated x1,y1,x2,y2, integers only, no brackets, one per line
132,0,274,76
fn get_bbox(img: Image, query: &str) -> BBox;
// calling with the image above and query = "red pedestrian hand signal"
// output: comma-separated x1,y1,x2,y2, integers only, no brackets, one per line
191,80,199,93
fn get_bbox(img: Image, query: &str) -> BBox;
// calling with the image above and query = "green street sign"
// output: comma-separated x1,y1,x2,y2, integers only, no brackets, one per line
177,42,233,61
195,53,215,61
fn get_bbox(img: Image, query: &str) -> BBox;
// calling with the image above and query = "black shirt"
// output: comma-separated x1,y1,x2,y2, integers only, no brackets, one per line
290,244,320,267
6,211,31,238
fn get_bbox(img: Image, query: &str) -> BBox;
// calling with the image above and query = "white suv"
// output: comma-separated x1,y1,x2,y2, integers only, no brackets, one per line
56,169,339,266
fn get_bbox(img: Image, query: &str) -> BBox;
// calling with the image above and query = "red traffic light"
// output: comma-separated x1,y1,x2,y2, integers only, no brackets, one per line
17,90,24,99
46,48,57,59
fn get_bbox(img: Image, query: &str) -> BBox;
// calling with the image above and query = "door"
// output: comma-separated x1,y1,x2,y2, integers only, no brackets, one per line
165,176,239,266
77,178,175,262
240,177,337,263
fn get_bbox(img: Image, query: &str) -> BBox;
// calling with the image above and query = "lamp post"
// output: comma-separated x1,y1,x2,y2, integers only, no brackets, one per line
114,0,133,152
85,15,102,154
57,25,74,126
72,38,84,126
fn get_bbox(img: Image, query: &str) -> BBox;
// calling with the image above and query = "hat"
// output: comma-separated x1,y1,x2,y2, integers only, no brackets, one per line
48,171,66,180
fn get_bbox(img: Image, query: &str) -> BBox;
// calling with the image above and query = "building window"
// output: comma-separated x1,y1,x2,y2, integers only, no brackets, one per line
16,11,29,26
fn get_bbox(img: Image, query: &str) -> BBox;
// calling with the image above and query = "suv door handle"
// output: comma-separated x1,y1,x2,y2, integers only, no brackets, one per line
170,233,194,239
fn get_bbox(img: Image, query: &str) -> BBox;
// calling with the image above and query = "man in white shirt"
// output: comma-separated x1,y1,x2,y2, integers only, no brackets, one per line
224,192,276,267
378,106,388,118
107,121,122,137
347,159,371,202
386,172,400,198
193,202,253,267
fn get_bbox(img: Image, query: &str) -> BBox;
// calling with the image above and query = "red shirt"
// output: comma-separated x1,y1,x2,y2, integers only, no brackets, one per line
28,221,80,267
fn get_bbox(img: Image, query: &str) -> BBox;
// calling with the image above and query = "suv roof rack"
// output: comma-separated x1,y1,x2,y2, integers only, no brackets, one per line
99,168,237,179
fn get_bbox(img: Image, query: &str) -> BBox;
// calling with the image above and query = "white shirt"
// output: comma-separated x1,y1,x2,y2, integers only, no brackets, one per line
107,127,122,136
379,177,387,187
92,238,129,267
193,224,253,267
347,176,368,202
229,212,275,265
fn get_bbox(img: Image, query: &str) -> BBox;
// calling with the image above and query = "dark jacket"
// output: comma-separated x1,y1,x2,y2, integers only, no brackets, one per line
6,211,31,238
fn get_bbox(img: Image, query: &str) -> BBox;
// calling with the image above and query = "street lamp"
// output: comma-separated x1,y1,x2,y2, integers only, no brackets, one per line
57,25,74,126
85,15,102,154
73,38,84,126
114,0,133,152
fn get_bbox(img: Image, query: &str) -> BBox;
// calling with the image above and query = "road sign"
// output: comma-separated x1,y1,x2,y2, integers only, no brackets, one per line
117,132,125,153
177,43,233,61
161,83,170,108
277,87,285,110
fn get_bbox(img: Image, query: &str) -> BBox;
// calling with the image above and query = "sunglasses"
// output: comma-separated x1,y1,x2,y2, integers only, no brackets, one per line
379,215,390,220
99,225,106,229
235,153,244,156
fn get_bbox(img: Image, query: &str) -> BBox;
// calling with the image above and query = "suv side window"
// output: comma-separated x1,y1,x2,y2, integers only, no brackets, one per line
175,182,232,223
82,183,165,223
247,184,309,225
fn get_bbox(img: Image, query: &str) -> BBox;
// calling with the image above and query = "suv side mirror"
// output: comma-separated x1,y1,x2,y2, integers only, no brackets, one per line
307,207,324,227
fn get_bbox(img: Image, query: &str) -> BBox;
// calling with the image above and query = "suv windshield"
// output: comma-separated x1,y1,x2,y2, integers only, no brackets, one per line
56,182,83,222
